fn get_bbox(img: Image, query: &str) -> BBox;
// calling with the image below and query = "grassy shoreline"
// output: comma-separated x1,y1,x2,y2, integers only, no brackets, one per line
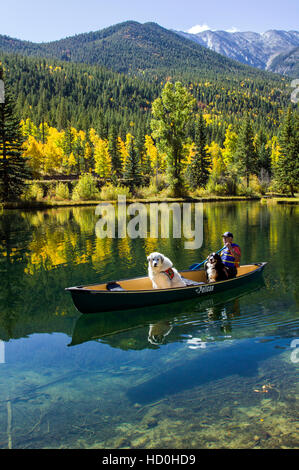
1,195,263,210
261,197,299,205
2,195,299,211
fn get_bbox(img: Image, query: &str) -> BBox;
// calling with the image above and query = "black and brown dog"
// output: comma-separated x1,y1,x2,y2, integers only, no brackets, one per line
204,252,228,283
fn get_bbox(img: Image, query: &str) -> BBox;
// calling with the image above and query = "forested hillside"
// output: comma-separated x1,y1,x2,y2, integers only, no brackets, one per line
0,21,297,202
0,53,159,137
0,52,290,140
0,21,292,79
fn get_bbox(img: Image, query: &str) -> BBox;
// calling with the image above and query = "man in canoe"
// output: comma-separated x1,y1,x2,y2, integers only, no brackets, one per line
220,231,241,279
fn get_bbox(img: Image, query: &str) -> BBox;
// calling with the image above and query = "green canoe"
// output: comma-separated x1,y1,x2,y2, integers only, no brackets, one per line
65,262,267,314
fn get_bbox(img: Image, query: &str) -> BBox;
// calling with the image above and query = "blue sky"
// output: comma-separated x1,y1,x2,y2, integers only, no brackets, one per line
1,0,298,42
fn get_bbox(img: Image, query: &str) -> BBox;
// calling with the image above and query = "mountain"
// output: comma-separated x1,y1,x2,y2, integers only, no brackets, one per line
0,21,290,139
267,46,299,77
176,29,299,75
0,21,283,79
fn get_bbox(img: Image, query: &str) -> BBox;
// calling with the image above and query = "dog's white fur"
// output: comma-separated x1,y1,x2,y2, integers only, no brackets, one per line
147,252,186,289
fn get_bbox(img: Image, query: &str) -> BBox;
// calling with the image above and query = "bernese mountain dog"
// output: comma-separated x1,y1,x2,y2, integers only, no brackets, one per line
204,252,228,283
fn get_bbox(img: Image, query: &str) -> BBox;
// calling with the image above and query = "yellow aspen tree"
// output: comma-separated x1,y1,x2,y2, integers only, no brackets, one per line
268,135,281,167
183,142,195,167
94,138,111,178
84,141,93,172
89,128,98,146
90,128,111,177
144,135,157,172
43,127,64,174
78,130,86,142
20,118,38,139
22,135,44,176
68,152,77,172
206,141,226,178
125,133,134,151
89,128,101,172
222,125,238,166
203,113,213,125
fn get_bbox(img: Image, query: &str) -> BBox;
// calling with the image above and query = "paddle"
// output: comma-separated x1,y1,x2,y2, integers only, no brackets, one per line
189,247,224,271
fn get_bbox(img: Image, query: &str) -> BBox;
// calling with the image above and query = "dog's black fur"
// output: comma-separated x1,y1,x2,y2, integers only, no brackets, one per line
204,252,228,283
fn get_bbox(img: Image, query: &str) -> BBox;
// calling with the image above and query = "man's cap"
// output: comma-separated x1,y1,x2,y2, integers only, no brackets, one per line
222,231,233,238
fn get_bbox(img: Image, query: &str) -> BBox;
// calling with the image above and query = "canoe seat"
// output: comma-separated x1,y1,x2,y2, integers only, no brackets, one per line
181,277,206,287
106,281,126,292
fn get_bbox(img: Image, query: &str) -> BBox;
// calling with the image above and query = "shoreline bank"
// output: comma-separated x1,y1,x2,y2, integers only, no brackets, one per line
2,196,261,210
2,195,299,211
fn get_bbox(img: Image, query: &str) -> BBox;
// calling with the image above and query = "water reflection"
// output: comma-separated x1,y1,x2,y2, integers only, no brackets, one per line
0,202,298,345
148,321,172,346
1,202,298,282
69,280,264,350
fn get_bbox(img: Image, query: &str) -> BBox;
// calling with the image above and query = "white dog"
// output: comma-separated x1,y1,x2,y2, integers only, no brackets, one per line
147,252,186,289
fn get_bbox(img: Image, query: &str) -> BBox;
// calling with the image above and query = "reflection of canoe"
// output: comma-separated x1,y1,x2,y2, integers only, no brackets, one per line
68,277,265,349
65,262,267,314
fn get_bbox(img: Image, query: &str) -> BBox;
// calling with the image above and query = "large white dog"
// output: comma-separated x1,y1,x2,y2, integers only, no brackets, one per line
147,252,186,289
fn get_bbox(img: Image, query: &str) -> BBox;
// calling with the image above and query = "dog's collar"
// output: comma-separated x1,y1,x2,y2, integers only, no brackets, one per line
163,268,174,280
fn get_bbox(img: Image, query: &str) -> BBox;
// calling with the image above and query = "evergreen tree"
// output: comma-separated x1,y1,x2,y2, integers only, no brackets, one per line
276,107,299,196
84,132,94,172
97,112,108,139
0,72,31,202
256,128,272,177
187,112,211,189
37,91,48,144
73,130,85,174
235,116,258,187
63,124,74,158
123,136,142,192
108,125,122,178
135,125,147,176
56,97,68,130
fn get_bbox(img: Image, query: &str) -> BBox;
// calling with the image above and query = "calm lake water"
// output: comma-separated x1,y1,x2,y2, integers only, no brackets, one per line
0,201,298,449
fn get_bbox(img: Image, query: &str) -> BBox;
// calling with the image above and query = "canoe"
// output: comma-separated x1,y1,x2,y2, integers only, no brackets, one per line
65,262,267,314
